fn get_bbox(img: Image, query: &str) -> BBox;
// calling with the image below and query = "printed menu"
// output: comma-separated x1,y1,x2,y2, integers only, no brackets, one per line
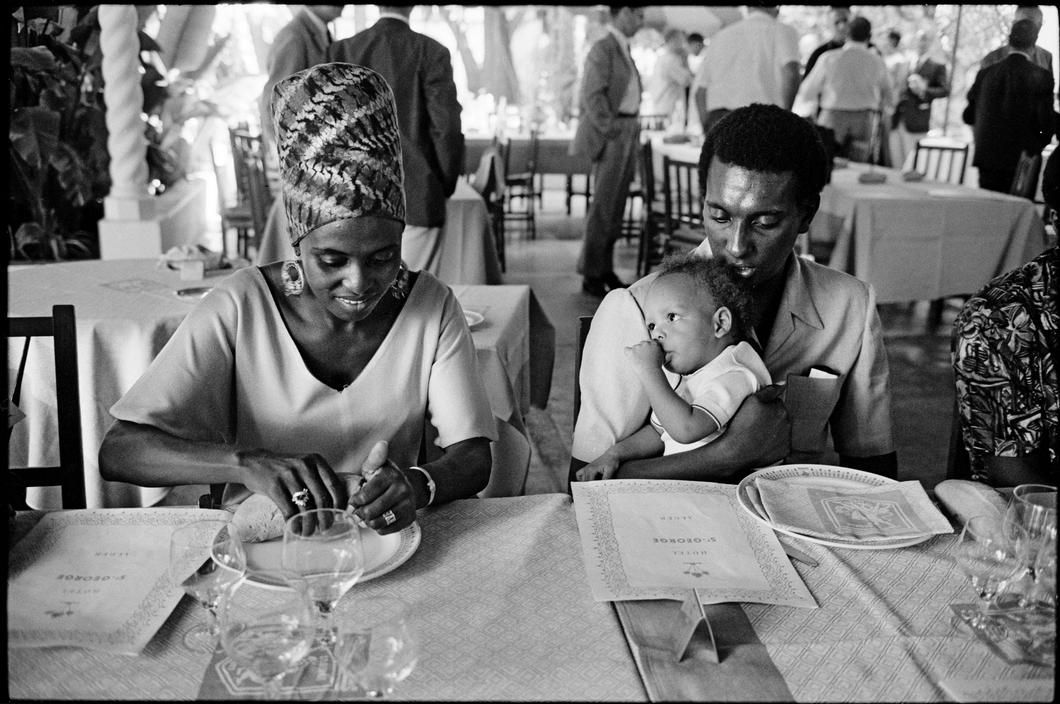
8,507,230,654
571,479,816,608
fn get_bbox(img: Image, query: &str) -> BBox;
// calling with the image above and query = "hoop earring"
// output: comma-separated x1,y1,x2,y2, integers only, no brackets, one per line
281,260,304,296
389,261,410,301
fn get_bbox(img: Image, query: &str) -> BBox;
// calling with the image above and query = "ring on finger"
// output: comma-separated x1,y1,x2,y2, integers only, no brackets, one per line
292,488,311,510
381,510,397,526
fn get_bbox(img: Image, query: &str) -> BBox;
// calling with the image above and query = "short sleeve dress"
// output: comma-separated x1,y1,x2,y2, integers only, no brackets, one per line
110,266,497,503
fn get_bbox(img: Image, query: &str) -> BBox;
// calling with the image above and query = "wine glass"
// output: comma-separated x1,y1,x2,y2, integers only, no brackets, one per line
334,596,419,698
997,484,1057,607
169,519,247,651
218,570,316,700
282,508,365,645
951,515,1024,631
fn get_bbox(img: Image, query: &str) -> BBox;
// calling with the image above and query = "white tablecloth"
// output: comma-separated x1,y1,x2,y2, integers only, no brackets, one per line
254,180,503,285
8,495,647,701
7,259,546,507
811,163,1048,303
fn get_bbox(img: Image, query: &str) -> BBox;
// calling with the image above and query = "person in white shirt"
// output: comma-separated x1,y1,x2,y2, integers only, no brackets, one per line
648,28,694,128
797,16,893,162
577,256,770,481
691,6,800,135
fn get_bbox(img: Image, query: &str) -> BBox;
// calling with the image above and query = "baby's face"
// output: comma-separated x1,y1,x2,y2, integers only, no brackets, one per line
643,274,719,375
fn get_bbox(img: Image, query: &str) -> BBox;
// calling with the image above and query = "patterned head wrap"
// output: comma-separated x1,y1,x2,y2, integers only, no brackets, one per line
272,63,405,249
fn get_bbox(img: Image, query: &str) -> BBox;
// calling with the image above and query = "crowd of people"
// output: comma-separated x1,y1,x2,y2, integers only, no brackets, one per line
95,5,1056,532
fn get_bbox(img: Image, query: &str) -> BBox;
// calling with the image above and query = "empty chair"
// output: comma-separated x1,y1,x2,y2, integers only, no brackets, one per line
502,131,540,239
1009,150,1043,200
912,137,969,184
8,304,86,509
659,155,704,259
229,128,273,259
636,140,670,276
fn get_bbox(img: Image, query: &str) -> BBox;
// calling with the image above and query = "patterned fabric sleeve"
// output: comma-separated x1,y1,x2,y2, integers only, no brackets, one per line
951,249,1059,481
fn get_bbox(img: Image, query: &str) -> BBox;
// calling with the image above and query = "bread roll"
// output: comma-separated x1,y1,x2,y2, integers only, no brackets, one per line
934,479,1009,527
230,474,365,543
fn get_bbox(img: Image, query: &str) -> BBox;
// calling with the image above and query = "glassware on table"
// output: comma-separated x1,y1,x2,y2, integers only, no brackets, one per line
334,596,419,698
282,508,365,644
997,484,1057,608
218,570,316,700
951,515,1025,631
168,519,247,652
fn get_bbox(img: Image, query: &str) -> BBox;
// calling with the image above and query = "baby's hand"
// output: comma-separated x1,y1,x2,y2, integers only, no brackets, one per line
576,451,621,482
624,340,664,374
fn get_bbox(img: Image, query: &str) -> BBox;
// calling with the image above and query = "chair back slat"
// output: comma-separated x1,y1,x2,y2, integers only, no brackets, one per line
913,139,969,185
7,304,86,509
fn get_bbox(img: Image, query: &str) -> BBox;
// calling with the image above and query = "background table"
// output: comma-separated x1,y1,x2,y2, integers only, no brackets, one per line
7,259,552,507
464,131,591,178
810,162,1048,303
254,179,503,285
8,495,646,701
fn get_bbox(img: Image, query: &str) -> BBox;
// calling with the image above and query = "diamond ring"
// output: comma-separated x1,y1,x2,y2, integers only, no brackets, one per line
382,510,397,526
292,488,311,509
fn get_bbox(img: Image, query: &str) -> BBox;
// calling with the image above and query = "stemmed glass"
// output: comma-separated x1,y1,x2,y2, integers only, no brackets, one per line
334,596,419,698
169,519,247,652
282,508,365,645
218,570,316,700
951,515,1024,631
997,484,1057,608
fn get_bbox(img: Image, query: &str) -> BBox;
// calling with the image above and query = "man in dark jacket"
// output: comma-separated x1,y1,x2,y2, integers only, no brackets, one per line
328,6,464,274
963,19,1055,193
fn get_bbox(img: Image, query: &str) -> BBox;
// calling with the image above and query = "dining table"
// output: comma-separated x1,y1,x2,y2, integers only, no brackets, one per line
809,162,1048,304
253,179,504,286
7,258,554,508
7,492,1054,701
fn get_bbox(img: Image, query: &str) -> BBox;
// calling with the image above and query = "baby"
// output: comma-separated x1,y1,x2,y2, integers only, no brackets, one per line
577,256,771,481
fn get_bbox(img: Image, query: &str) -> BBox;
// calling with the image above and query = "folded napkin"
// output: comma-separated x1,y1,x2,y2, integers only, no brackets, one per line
755,478,953,542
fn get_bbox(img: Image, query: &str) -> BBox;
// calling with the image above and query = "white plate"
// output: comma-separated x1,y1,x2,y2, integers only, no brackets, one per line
243,523,421,589
736,464,934,550
463,309,485,329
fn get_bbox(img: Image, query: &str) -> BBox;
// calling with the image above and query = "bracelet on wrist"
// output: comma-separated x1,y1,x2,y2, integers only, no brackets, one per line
407,465,436,507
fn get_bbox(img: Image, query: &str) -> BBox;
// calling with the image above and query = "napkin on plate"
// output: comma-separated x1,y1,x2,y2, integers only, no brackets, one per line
754,478,953,541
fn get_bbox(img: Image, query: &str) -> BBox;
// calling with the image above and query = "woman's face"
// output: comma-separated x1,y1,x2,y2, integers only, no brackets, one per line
299,215,404,323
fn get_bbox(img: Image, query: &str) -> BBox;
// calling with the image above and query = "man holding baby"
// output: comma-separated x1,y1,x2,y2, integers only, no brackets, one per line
573,103,897,483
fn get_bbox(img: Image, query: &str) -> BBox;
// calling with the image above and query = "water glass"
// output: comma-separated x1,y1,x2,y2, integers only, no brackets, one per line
218,570,316,700
951,515,1024,630
282,508,365,644
997,484,1057,607
169,519,246,651
335,596,419,698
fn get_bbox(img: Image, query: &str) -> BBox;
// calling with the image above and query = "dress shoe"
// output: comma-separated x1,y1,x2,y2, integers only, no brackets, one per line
582,273,628,297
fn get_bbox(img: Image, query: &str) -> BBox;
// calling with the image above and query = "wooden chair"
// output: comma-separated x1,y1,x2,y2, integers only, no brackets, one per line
569,314,594,492
228,128,273,259
1010,150,1044,201
471,144,507,271
8,305,86,509
502,130,540,239
912,137,969,185
565,163,591,215
636,140,670,276
660,155,704,257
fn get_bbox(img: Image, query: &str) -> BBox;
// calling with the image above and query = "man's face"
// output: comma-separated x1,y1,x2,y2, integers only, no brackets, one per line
701,157,817,287
831,9,851,41
617,7,645,37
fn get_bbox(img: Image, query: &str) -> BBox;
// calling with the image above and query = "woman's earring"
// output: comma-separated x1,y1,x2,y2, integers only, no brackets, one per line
281,260,304,296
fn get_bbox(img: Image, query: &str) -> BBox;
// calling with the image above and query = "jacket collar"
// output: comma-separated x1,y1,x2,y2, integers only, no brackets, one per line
760,254,825,355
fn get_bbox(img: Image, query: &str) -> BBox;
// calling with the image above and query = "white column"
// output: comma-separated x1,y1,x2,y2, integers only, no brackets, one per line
99,4,153,220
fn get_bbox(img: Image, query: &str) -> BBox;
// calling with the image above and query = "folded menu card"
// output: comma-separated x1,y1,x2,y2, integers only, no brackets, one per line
571,480,816,608
8,507,229,654
751,479,953,541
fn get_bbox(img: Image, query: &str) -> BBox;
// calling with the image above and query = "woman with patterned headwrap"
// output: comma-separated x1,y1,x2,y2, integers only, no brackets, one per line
100,64,495,535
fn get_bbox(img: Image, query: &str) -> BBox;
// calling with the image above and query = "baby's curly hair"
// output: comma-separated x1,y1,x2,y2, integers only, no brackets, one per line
657,254,758,341
697,103,828,207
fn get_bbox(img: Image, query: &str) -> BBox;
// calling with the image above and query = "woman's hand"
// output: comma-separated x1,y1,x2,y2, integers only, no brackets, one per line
235,448,349,521
349,441,417,535
576,449,621,482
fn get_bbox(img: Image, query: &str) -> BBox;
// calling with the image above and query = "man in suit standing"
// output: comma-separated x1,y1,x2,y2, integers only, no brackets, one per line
980,5,1054,77
328,5,464,276
890,29,949,170
258,6,343,159
572,6,645,297
963,19,1055,193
